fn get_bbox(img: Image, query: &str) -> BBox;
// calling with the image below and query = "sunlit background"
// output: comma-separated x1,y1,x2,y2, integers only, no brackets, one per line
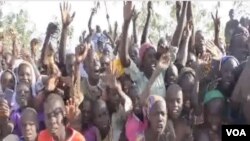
1,1,249,50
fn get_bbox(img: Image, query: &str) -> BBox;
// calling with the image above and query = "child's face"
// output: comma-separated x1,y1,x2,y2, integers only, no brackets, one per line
87,55,101,80
1,71,15,92
18,64,32,86
220,58,238,91
128,88,142,116
16,83,32,108
166,88,183,120
107,88,121,113
148,102,167,135
93,100,110,131
44,99,65,137
81,100,92,125
165,66,178,86
206,99,224,131
21,111,38,141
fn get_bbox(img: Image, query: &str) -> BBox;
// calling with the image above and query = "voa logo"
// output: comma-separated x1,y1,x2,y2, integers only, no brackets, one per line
226,129,246,136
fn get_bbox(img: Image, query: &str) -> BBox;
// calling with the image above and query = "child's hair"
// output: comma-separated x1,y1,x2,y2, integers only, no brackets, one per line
21,107,39,130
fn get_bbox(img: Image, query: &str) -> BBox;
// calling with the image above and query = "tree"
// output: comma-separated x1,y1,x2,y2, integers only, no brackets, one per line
0,9,36,52
137,1,175,45
135,1,226,45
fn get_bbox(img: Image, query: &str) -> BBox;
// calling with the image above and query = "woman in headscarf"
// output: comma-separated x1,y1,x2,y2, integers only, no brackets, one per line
134,95,175,141
194,90,226,141
120,42,166,98
12,60,37,97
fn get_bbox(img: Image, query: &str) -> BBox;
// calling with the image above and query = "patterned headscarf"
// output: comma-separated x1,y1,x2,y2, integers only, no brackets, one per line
144,95,166,118
219,55,239,71
139,43,156,62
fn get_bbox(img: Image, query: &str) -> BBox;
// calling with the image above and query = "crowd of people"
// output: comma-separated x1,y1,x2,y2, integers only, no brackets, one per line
0,1,250,141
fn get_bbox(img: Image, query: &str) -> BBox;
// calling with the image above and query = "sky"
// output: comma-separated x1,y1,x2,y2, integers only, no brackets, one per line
0,1,240,49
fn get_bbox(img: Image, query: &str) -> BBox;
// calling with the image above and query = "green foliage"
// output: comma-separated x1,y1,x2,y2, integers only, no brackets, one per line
135,1,227,44
233,1,250,18
0,9,36,51
137,2,175,45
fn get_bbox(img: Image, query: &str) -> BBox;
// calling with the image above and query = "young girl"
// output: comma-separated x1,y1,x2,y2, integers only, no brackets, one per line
10,82,33,137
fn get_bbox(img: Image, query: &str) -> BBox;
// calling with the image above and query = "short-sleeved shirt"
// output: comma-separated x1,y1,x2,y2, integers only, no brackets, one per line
38,128,85,141
125,61,166,98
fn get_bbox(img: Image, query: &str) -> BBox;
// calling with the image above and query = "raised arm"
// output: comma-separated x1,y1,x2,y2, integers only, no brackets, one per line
211,9,220,47
176,1,182,22
113,21,118,42
72,42,90,105
186,1,195,52
140,53,171,104
119,1,134,67
104,1,113,36
141,1,152,45
106,14,113,35
171,1,188,47
103,30,115,49
132,10,140,44
88,8,96,34
59,2,75,65
176,23,192,67
41,23,57,67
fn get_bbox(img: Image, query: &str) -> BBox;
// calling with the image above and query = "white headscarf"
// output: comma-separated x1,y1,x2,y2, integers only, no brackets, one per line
0,69,18,111
12,59,37,97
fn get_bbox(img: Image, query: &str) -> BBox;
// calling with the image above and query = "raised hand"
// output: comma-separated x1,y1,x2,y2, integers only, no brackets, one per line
46,22,58,35
132,9,140,22
60,2,75,27
79,31,87,44
123,1,134,22
211,9,220,32
147,1,153,12
115,21,118,28
182,22,193,39
65,98,78,122
21,49,32,62
105,63,122,90
91,8,97,15
75,42,91,64
157,52,171,71
45,76,59,92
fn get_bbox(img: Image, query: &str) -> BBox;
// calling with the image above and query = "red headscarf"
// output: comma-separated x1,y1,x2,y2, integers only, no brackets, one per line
139,43,156,61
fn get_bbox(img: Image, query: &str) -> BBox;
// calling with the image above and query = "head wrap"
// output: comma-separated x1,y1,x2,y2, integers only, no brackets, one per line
221,55,240,66
0,70,18,111
220,55,240,71
203,89,224,105
12,60,37,97
144,95,166,118
139,43,156,61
